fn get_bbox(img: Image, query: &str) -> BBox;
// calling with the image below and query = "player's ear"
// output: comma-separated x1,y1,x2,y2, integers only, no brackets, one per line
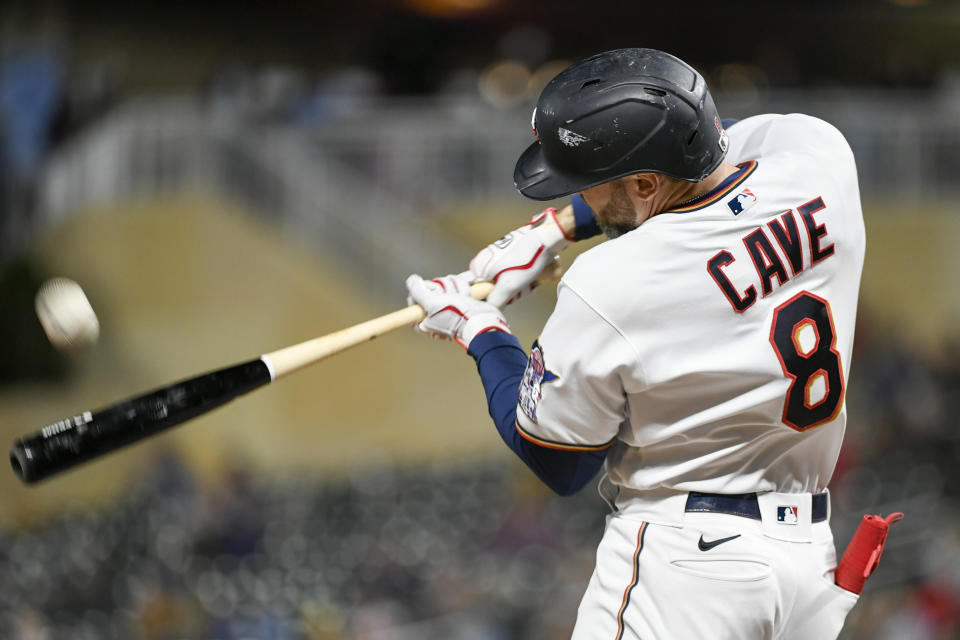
628,173,661,201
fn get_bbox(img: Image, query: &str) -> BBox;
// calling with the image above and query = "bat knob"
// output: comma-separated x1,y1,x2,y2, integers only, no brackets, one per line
9,443,35,483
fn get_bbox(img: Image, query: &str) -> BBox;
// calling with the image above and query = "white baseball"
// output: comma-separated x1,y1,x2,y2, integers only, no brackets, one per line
35,278,100,350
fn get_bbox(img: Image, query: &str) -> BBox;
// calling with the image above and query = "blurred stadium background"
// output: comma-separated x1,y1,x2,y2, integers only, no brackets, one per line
0,1,958,638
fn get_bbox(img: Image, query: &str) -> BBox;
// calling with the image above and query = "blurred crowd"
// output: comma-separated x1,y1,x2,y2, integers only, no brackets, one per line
1,308,958,640
0,454,604,640
832,311,960,639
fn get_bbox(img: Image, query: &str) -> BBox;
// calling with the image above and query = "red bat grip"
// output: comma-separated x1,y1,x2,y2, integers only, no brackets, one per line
834,512,904,594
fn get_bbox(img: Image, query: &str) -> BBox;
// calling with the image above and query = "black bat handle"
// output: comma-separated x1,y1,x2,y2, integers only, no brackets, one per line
10,358,273,484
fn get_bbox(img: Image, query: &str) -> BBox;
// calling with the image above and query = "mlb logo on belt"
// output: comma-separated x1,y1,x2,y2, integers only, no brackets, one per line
778,505,799,525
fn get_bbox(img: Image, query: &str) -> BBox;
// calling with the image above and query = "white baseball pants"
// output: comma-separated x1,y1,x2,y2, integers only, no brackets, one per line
571,512,859,640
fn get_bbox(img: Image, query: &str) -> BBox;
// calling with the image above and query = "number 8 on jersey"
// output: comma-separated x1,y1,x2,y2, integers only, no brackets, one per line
769,291,845,431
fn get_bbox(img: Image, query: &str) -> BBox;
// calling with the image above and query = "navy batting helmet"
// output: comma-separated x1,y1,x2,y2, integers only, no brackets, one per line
514,48,728,201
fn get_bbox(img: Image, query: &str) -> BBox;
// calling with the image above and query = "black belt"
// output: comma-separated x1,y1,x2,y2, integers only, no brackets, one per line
685,492,828,523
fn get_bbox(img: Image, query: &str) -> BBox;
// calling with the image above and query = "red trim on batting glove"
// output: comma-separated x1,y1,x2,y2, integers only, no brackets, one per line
434,305,466,318
492,245,545,283
548,207,576,243
528,210,548,225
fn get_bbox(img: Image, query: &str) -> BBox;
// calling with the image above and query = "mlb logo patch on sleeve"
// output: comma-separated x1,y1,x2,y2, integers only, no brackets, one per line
777,505,799,525
519,341,558,423
727,188,757,215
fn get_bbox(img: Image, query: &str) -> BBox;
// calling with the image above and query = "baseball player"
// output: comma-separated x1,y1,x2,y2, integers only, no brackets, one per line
405,48,865,639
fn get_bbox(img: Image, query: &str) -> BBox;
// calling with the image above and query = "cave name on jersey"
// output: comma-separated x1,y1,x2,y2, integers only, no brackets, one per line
707,196,834,313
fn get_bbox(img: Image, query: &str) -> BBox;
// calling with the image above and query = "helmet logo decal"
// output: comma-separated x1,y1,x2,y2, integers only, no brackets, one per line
558,127,589,147
715,116,729,153
531,108,539,140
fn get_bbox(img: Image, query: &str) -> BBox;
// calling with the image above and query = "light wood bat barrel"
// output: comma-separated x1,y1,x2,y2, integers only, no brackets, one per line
262,281,495,379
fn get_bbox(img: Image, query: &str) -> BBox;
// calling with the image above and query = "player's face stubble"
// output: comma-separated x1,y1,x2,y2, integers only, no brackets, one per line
583,180,645,239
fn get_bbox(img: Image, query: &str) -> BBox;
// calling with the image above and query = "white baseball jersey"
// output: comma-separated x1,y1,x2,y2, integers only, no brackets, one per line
516,113,865,500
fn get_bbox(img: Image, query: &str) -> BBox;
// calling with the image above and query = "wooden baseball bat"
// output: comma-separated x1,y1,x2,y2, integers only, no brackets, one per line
10,282,495,484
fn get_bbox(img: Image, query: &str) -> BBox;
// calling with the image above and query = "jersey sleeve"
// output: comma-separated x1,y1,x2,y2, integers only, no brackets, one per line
467,330,610,496
515,281,635,450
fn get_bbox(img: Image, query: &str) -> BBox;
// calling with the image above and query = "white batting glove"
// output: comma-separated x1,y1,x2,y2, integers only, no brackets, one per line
405,272,511,349
469,207,572,308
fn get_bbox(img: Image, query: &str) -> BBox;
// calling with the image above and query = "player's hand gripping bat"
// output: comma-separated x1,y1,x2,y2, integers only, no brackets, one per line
11,280,508,484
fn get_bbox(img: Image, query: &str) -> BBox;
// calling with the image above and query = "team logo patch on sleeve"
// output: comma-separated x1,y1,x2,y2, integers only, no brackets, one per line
519,341,558,423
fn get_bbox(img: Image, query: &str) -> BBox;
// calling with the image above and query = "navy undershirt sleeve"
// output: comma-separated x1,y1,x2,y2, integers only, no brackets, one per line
467,330,608,496
570,194,602,241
